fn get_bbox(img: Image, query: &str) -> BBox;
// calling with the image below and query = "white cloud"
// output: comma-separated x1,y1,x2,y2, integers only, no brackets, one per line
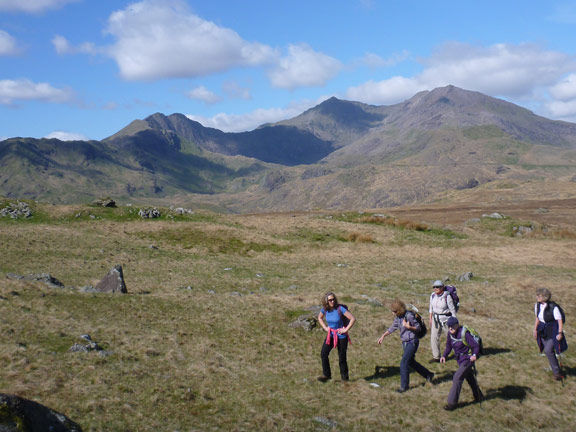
186,99,321,132
358,51,410,69
346,42,575,105
187,86,221,104
222,81,251,100
549,74,576,101
52,35,96,55
0,78,74,105
104,0,277,81
268,44,342,90
0,30,18,55
44,131,89,141
0,0,79,13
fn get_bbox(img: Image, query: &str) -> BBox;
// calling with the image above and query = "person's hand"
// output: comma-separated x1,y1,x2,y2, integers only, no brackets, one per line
557,333,563,341
338,328,347,335
440,357,446,364
402,318,410,329
533,330,538,339
470,354,477,362
377,334,385,345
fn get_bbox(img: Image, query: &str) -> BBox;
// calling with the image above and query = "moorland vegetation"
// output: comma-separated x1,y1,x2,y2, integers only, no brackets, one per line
1,196,575,431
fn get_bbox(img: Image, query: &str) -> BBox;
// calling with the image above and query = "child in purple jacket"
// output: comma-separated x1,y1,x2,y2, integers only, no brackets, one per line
440,317,484,410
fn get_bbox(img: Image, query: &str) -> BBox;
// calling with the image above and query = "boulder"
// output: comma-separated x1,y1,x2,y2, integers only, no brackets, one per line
457,271,474,282
0,393,83,431
91,197,116,208
94,265,127,293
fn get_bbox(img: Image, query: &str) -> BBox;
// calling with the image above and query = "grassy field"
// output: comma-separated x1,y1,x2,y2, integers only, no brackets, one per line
0,200,575,431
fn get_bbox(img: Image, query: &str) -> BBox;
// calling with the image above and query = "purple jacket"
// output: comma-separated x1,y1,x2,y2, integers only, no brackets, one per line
442,326,480,365
387,311,420,343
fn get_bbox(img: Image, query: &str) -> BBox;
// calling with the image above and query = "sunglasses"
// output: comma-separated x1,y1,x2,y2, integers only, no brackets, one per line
327,298,335,302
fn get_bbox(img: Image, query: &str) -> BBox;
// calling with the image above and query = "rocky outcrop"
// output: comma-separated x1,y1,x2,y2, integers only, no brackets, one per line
94,265,127,293
0,393,83,432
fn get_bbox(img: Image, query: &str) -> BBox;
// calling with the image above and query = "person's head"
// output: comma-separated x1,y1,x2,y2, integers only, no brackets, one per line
432,280,445,293
536,287,552,303
447,317,460,333
322,292,339,311
390,299,406,317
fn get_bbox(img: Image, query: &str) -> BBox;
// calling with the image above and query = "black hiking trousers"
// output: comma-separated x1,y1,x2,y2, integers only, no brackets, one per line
321,336,349,380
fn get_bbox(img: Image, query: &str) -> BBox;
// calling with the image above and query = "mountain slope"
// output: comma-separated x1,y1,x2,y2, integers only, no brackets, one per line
2,85,576,210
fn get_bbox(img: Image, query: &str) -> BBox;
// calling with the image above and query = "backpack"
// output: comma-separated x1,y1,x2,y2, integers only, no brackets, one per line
337,304,351,328
452,325,483,355
407,310,427,339
536,301,566,324
445,285,460,311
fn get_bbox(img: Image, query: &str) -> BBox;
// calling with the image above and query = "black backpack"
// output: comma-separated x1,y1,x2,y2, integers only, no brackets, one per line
337,304,351,327
407,310,427,338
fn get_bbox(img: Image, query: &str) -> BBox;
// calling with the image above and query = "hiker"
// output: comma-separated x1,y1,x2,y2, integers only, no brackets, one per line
317,291,356,382
533,287,566,381
428,280,458,363
377,299,434,393
440,317,483,411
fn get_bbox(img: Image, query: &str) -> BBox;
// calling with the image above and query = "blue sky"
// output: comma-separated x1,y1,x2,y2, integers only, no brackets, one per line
1,0,576,141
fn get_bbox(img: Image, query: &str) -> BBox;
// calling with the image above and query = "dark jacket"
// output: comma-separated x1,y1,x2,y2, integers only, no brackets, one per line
443,326,480,365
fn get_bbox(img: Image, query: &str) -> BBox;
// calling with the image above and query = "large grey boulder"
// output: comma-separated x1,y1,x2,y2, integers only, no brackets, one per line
0,393,83,431
94,265,127,293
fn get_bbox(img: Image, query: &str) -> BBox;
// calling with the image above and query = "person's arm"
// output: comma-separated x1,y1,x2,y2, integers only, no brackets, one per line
533,316,540,340
402,315,418,332
554,306,564,340
465,331,480,362
377,330,390,344
446,294,457,318
339,311,356,334
440,333,453,363
318,311,329,332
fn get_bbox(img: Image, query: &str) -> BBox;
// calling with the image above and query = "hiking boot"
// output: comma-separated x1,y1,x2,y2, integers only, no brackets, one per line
474,391,485,403
554,374,564,381
443,404,457,411
317,376,331,383
429,358,440,363
396,387,408,393
426,373,435,384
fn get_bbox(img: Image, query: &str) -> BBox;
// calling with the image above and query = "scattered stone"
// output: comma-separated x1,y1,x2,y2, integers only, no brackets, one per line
256,273,264,278
149,245,158,250
0,201,32,219
369,383,381,388
288,316,317,331
169,205,194,215
336,263,349,268
91,197,116,208
94,265,127,293
0,393,83,431
465,218,481,224
313,416,338,428
287,285,298,290
138,207,161,219
230,292,242,297
482,212,504,219
513,225,534,236
78,285,96,293
457,272,474,282
6,272,65,289
535,208,549,214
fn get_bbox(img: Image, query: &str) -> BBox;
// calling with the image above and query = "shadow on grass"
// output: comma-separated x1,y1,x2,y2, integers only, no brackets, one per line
364,365,400,380
482,347,512,357
457,385,533,409
561,365,576,378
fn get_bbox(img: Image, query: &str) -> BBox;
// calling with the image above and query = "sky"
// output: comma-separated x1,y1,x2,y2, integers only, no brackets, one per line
1,0,576,142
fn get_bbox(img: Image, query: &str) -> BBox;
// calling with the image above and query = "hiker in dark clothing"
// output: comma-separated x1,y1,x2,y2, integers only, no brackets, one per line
378,299,434,393
441,317,483,411
317,291,356,382
533,287,566,381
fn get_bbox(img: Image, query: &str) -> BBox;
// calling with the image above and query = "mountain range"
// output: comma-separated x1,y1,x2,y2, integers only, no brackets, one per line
2,85,576,212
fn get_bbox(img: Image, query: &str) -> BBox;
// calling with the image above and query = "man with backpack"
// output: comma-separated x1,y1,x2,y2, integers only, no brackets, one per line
428,280,459,363
533,287,567,381
377,299,434,393
440,317,484,411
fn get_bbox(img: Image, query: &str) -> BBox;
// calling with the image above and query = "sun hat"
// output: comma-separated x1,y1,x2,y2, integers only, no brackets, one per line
433,280,444,288
447,317,459,328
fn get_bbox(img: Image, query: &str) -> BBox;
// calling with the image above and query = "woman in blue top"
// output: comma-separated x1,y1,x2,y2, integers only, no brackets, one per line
317,291,356,382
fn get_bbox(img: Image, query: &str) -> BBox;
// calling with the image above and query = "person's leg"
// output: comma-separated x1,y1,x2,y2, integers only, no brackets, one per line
400,341,418,390
543,338,561,377
465,366,483,402
430,319,442,360
408,340,432,379
336,337,349,380
446,362,473,406
320,341,333,379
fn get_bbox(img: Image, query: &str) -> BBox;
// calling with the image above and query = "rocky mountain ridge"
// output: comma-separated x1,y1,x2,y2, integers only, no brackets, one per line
2,85,576,212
